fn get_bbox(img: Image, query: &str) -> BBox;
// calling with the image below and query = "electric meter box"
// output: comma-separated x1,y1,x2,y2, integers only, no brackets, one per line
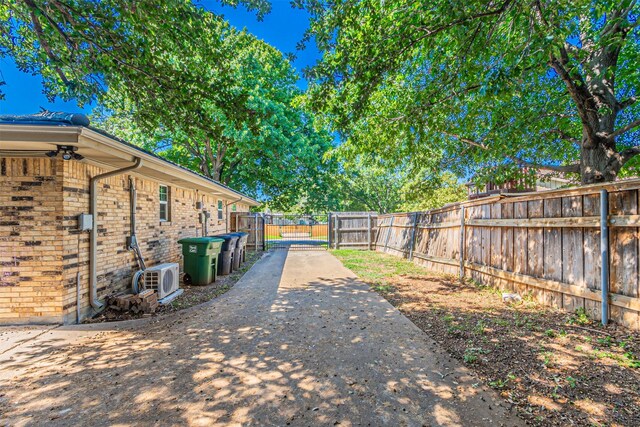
77,213,93,231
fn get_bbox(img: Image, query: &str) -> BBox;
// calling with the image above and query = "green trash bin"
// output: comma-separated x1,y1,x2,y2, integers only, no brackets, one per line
178,237,224,285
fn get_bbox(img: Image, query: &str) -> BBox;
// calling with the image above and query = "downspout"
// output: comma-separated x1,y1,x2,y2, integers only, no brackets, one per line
600,189,610,326
225,196,243,233
90,158,143,310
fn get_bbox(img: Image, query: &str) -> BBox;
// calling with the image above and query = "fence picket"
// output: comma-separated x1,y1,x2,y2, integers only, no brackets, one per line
322,182,640,330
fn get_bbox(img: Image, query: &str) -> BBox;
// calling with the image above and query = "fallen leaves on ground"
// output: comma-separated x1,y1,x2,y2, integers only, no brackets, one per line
334,250,640,427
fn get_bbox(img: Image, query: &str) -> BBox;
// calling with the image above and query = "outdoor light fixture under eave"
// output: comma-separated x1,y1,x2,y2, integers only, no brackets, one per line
45,145,84,161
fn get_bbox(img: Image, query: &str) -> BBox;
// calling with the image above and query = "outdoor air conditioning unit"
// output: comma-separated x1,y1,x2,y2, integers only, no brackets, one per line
143,263,180,299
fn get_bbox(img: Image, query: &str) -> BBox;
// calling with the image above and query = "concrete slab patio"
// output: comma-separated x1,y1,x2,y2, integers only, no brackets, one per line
0,250,521,426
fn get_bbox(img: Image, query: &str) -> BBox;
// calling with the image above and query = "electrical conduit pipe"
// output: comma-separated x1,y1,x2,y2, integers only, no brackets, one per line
90,158,143,310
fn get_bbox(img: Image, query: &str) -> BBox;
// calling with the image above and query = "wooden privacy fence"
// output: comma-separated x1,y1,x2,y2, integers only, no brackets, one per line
328,212,378,249
230,212,264,250
374,179,640,331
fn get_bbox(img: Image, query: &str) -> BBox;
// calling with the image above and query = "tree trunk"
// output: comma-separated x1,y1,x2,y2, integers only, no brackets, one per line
212,167,221,182
580,114,618,184
580,141,615,184
550,6,638,185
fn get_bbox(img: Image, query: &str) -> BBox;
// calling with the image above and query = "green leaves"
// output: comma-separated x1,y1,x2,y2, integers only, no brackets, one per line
1,0,268,107
328,155,466,213
92,28,336,212
300,0,640,184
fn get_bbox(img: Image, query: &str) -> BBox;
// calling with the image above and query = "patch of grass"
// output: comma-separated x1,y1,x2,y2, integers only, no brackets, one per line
490,373,517,389
623,352,640,369
545,329,557,338
463,347,489,364
514,312,534,329
474,320,487,335
494,318,510,327
540,350,555,368
589,348,640,368
331,249,430,286
596,336,613,347
372,284,394,293
568,307,591,326
442,314,455,323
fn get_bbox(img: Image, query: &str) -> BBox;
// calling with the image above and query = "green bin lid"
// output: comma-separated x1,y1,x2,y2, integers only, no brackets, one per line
178,237,225,244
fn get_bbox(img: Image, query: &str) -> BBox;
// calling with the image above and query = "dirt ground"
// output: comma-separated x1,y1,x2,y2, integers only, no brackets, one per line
88,252,262,322
333,249,640,427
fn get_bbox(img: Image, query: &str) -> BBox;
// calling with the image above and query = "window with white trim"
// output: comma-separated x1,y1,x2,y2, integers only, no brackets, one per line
217,199,224,220
159,185,170,221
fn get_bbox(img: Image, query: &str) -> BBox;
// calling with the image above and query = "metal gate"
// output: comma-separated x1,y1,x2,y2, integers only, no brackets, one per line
264,213,328,250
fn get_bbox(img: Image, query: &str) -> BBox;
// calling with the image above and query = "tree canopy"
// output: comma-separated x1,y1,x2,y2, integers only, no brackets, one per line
2,1,340,211
1,0,269,104
91,30,335,211
328,156,466,213
300,0,640,184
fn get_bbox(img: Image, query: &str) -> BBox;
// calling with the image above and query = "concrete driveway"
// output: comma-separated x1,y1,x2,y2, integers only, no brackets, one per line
0,250,520,426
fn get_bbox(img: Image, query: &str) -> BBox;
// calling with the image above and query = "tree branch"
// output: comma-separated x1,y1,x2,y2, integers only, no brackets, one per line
617,145,640,167
508,156,580,173
608,118,640,140
22,0,71,86
618,96,637,111
546,128,580,144
441,131,488,149
604,144,640,176
547,54,597,145
395,0,514,60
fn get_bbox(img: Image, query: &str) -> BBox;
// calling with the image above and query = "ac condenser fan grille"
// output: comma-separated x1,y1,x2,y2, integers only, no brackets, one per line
162,268,175,294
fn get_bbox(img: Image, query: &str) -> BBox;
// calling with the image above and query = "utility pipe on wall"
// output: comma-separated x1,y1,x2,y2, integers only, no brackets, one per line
600,189,610,326
90,158,143,310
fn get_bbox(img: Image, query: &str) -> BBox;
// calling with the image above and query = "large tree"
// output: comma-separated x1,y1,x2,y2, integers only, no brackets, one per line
329,156,466,213
1,0,269,116
300,0,640,184
93,32,336,211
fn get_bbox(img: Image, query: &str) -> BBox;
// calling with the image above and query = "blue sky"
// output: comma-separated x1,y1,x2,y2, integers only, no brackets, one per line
0,0,319,116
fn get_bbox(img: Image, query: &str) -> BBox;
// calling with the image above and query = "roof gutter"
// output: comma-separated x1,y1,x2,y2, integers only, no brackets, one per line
80,128,261,206
90,157,143,310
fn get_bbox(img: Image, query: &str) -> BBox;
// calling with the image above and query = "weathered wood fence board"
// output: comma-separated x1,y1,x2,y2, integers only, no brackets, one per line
329,212,378,249
368,181,640,331
230,212,264,250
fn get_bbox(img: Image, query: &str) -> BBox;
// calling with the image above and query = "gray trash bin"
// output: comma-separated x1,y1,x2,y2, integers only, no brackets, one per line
211,234,239,275
228,232,249,267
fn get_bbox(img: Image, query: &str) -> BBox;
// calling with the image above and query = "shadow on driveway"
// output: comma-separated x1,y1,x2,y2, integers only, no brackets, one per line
0,249,520,426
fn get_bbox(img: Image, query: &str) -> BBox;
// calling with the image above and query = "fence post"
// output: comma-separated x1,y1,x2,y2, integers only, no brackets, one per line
334,213,339,249
254,214,259,251
367,213,372,250
600,189,610,326
408,212,418,260
384,215,395,252
262,215,266,251
328,212,332,249
459,205,466,280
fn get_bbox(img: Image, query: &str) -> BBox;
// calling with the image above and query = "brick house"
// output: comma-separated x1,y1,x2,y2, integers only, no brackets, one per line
0,113,260,325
